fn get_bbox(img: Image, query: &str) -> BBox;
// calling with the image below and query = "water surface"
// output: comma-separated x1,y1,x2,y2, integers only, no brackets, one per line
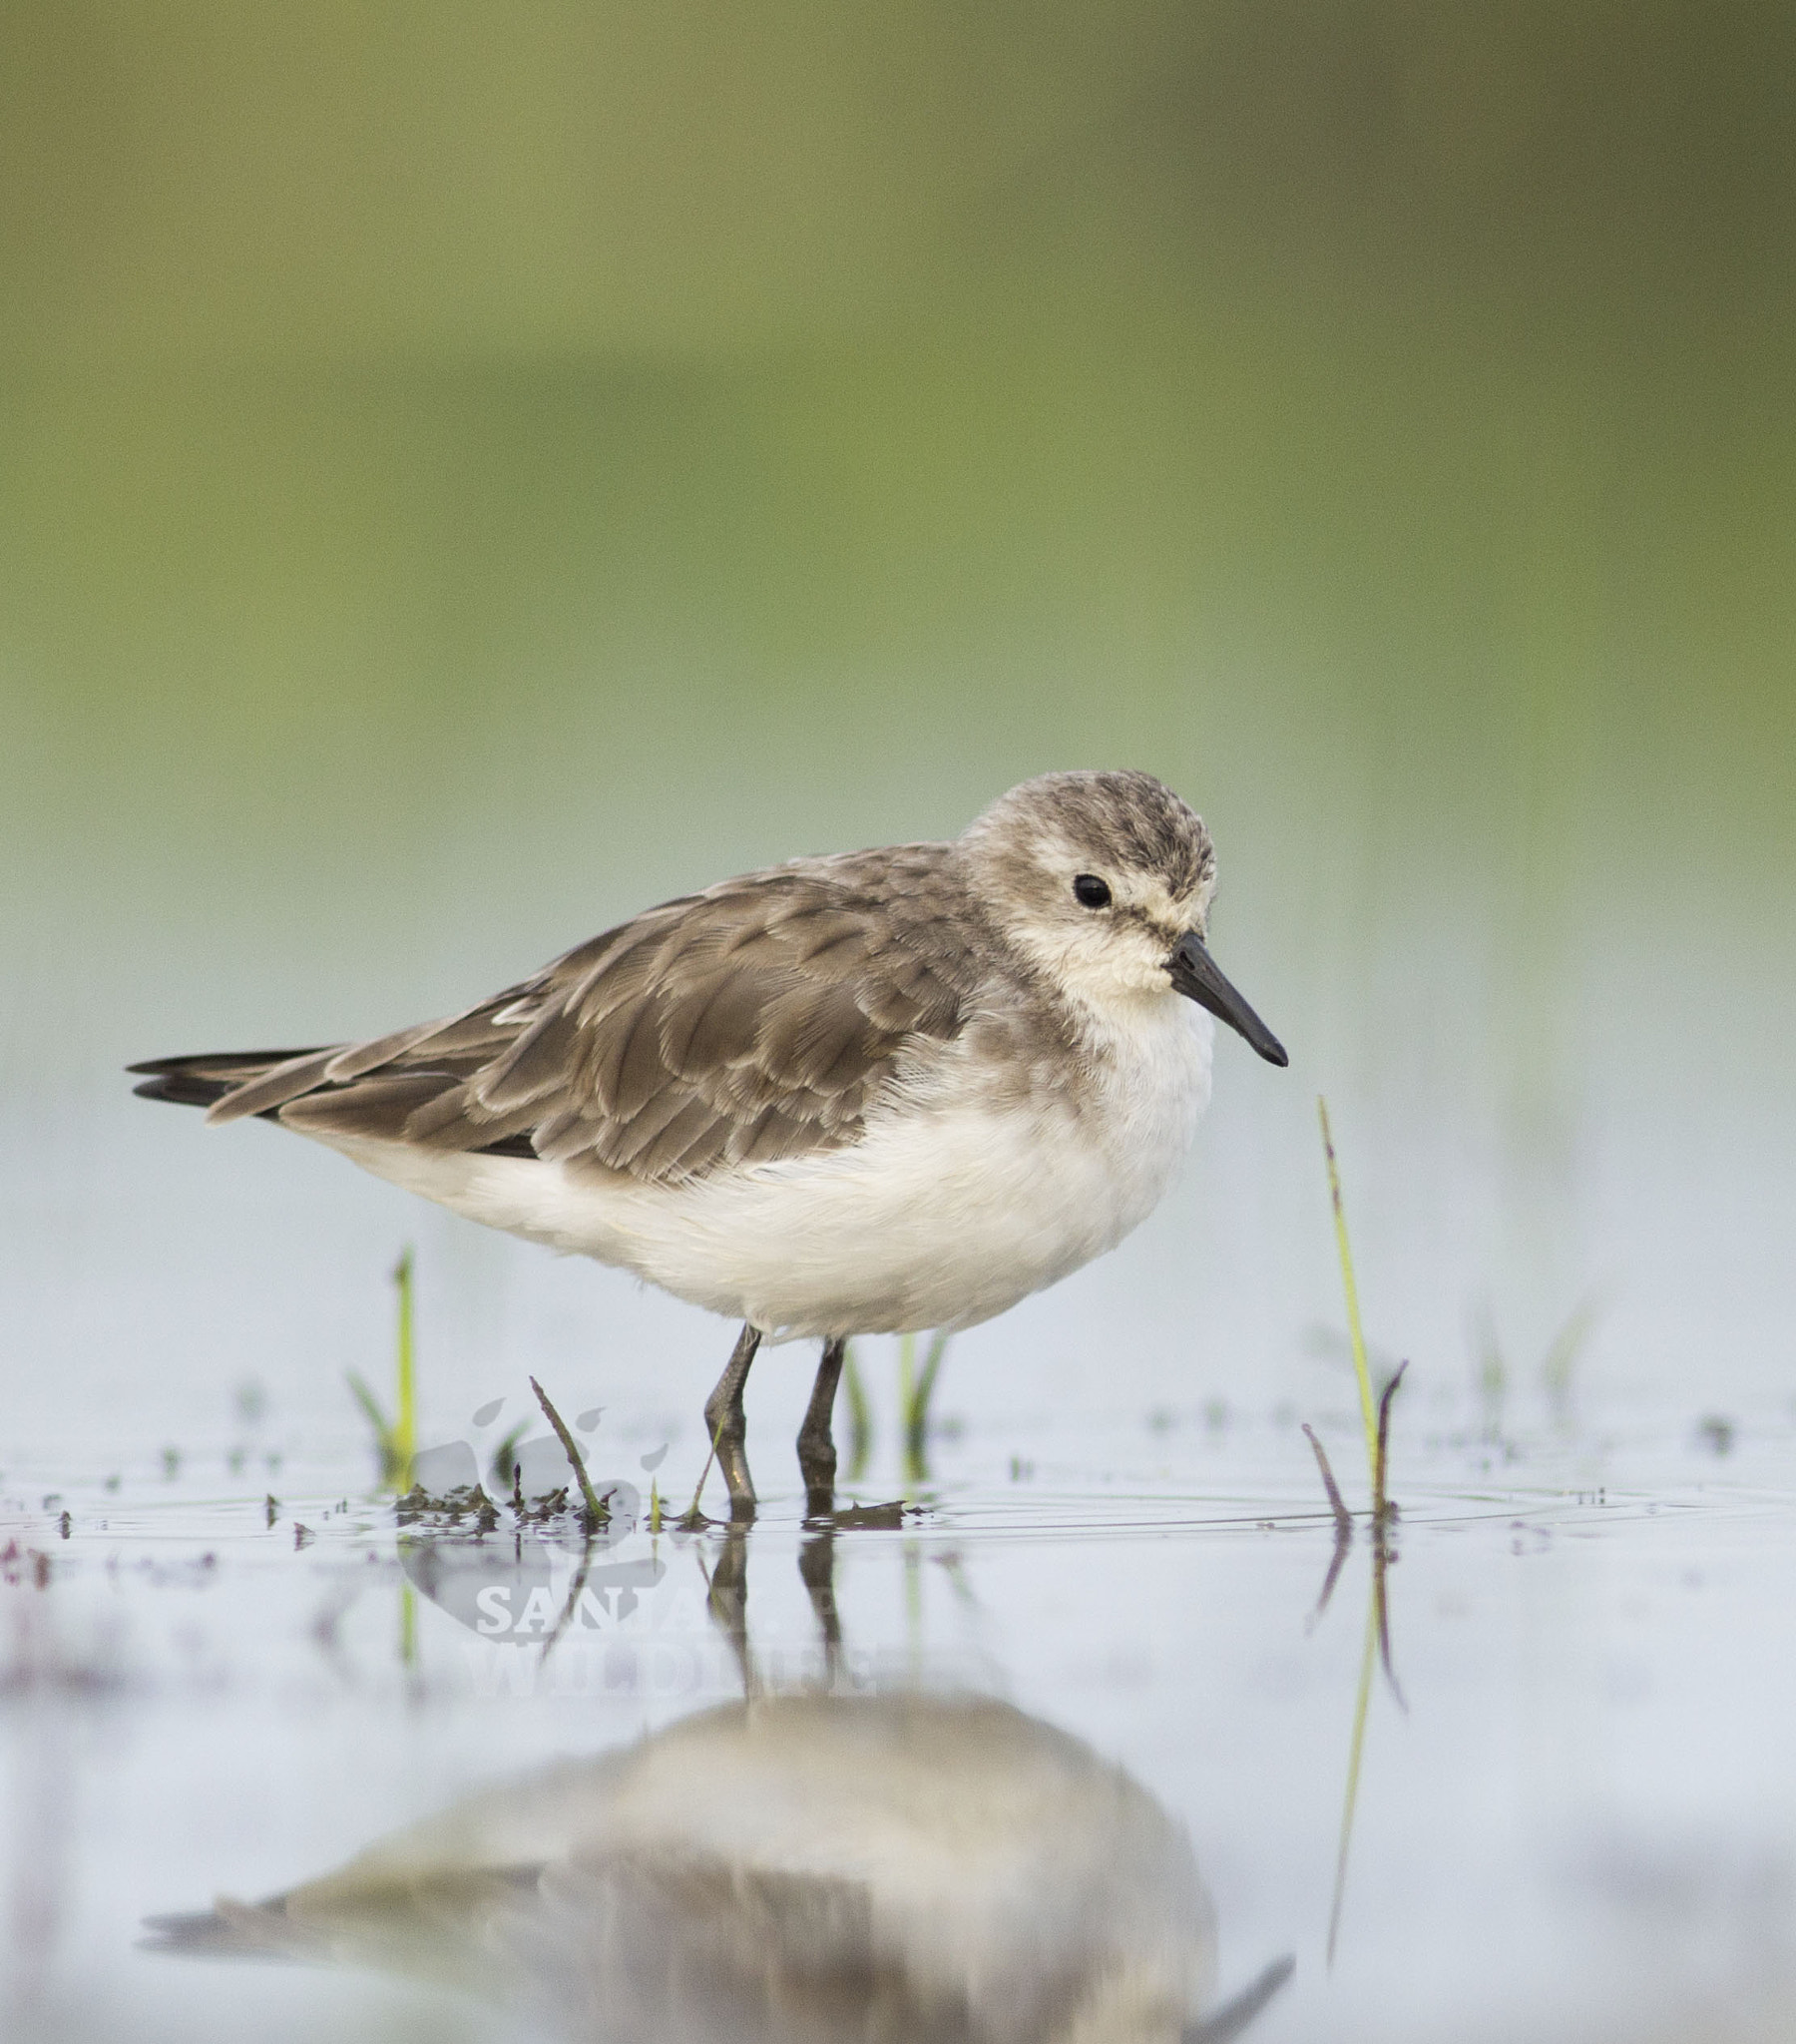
6,1378,1795,2043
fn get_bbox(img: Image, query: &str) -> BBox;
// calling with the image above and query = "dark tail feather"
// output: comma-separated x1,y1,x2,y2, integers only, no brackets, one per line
128,1050,329,1113
132,1070,235,1109
128,1042,532,1154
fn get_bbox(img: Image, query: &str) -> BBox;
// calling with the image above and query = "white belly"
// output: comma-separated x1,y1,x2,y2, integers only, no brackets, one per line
321,1004,1214,1340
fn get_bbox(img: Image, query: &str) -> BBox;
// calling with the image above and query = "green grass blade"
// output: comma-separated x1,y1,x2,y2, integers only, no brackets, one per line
487,1420,527,1492
345,1369,392,1443
1542,1289,1603,1419
904,1331,949,1482
392,1248,416,1491
843,1343,872,1480
897,1333,915,1435
345,1368,401,1483
1318,1098,1379,1491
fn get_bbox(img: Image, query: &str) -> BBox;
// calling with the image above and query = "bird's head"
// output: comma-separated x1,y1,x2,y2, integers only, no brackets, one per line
960,769,1288,1065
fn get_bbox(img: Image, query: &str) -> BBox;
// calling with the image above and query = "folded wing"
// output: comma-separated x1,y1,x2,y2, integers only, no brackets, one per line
130,845,978,1186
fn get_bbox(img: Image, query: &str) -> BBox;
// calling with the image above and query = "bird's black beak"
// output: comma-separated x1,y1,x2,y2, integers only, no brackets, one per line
1167,931,1289,1067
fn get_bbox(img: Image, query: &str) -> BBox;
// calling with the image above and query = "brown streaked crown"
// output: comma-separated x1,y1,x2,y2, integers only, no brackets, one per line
959,769,1215,921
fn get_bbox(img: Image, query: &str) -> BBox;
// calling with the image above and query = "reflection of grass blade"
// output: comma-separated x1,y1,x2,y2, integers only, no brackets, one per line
1318,1099,1378,1491
1371,1362,1409,1709
1327,1581,1378,1966
1309,1522,1353,1630
903,1331,949,1482
1373,1545,1407,1712
843,1343,872,1480
539,1524,596,1666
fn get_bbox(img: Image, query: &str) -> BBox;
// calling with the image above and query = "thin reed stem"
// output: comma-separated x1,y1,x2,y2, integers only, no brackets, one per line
392,1248,416,1491
1318,1098,1378,1490
529,1375,611,1528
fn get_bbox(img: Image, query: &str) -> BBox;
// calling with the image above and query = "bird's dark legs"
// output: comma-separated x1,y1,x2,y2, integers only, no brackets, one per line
702,1322,762,1520
797,1336,848,1516
694,1326,844,1521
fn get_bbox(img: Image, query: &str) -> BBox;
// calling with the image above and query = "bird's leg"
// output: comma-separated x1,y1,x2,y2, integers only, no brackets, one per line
700,1322,761,1522
797,1336,847,1518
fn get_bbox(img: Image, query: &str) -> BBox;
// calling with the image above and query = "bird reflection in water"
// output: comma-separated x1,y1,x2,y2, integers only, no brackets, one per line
148,1523,1292,2044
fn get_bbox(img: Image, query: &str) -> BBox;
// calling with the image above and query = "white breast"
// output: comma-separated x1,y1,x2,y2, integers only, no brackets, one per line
322,1000,1214,1340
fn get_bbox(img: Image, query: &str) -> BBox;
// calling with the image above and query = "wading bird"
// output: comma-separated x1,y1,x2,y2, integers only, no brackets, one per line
133,770,1287,1515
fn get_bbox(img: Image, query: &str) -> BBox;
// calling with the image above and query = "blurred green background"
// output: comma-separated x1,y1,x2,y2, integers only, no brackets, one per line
2,3,1793,1443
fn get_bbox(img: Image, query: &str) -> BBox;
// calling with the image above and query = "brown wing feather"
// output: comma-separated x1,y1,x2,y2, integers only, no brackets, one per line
218,844,981,1185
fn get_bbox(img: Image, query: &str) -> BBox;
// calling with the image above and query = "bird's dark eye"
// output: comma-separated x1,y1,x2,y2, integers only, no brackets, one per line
1073,874,1113,909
